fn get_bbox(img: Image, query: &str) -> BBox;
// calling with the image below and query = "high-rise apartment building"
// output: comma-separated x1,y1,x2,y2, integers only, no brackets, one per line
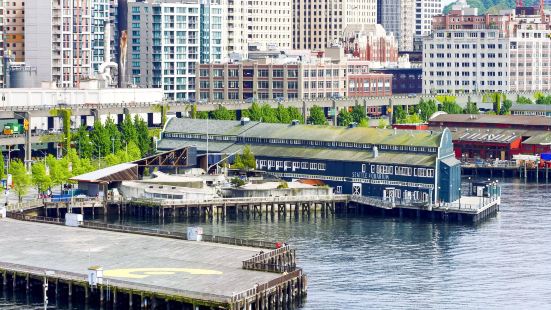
3,0,25,62
423,3,551,94
25,0,112,88
415,0,441,45
248,0,292,50
292,0,377,50
377,0,415,51
226,0,248,58
123,0,225,100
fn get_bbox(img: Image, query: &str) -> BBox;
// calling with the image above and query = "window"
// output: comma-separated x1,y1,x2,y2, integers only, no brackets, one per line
310,163,318,170
301,162,308,169
318,163,326,170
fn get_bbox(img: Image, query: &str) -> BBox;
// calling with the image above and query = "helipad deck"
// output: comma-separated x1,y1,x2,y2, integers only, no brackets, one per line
0,219,305,309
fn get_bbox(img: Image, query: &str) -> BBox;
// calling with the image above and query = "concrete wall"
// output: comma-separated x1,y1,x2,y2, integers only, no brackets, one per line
24,1,52,85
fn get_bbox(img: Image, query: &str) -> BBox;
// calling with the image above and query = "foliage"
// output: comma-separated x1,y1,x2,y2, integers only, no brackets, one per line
441,98,463,114
73,126,93,158
464,100,480,114
230,177,245,187
337,108,353,126
287,107,303,123
105,116,122,154
232,145,256,170
417,99,438,121
501,99,513,115
242,102,264,121
50,108,72,155
46,154,70,190
274,105,291,124
393,106,408,124
536,95,551,105
516,96,533,105
121,115,138,147
89,120,110,158
377,119,389,129
196,111,209,119
277,181,289,189
0,151,4,180
152,104,170,127
134,115,152,156
31,161,52,194
10,159,31,202
309,105,328,125
403,114,423,124
534,91,545,101
350,106,367,124
358,118,370,127
435,95,457,104
209,106,236,120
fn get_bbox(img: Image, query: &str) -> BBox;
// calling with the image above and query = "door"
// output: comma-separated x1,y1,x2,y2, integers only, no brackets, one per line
352,183,362,196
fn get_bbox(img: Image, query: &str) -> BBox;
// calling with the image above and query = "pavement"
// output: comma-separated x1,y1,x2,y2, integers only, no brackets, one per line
0,219,279,300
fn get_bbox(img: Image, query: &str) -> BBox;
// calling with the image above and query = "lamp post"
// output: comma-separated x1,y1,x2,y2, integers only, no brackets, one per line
458,187,462,209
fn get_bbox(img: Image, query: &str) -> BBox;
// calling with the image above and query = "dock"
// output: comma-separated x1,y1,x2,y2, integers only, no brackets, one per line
0,219,306,309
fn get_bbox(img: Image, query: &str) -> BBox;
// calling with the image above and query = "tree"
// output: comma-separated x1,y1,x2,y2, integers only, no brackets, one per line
134,115,152,156
210,106,236,120
377,119,389,129
232,145,256,170
417,99,438,121
309,105,328,125
350,106,367,124
464,100,479,114
403,114,423,124
89,120,110,159
10,159,31,202
196,111,209,119
393,106,407,124
104,116,122,154
0,151,5,180
121,115,138,147
287,107,303,123
74,126,94,159
242,102,263,121
274,104,291,124
46,154,70,191
536,95,551,105
441,98,463,114
260,104,278,123
126,141,142,161
337,108,353,126
230,177,245,187
358,118,370,127
517,96,533,105
31,161,52,194
501,99,513,115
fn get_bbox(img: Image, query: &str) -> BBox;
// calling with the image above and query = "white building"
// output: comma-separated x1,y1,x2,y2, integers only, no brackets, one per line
25,0,112,88
292,0,377,50
124,0,226,101
415,0,442,41
226,0,249,58
423,4,551,94
248,0,292,50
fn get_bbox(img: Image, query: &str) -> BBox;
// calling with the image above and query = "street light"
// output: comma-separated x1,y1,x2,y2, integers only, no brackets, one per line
458,187,462,209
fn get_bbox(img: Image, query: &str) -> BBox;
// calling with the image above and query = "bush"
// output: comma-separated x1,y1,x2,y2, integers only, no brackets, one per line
231,177,246,187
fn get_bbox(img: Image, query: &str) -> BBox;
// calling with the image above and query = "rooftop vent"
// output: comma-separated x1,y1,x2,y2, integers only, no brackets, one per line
291,119,300,125
241,117,250,125
394,127,397,135
373,146,379,158
348,122,357,128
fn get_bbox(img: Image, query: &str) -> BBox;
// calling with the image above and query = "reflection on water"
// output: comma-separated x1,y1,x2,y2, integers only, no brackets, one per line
3,180,551,309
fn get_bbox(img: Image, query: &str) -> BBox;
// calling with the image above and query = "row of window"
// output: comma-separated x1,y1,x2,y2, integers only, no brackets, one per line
361,164,434,178
257,160,326,172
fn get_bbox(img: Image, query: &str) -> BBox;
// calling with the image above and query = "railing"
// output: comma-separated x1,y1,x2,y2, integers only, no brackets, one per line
126,194,348,207
230,268,304,303
7,212,63,224
461,159,518,168
6,200,44,212
349,195,396,209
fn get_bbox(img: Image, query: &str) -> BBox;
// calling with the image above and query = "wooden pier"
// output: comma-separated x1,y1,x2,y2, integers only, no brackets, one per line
0,218,307,309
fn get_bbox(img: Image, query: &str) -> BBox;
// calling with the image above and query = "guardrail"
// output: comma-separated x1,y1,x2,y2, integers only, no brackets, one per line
242,245,297,273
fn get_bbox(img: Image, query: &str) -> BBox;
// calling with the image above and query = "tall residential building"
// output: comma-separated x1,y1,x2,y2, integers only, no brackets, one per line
3,0,25,62
248,0,292,50
377,0,415,51
123,0,226,101
292,0,377,51
25,0,112,88
226,0,248,58
423,3,551,94
415,0,442,44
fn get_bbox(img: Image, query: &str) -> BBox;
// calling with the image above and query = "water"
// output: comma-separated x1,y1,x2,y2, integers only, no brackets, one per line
2,180,551,309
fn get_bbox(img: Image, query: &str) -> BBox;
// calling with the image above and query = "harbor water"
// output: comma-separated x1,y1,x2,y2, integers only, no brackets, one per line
2,180,551,309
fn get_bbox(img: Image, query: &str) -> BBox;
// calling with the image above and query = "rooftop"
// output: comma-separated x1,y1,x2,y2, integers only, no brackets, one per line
429,114,551,127
70,163,138,183
522,132,551,145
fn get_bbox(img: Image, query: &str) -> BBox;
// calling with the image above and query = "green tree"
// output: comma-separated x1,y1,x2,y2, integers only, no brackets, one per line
274,105,291,124
196,111,209,119
121,115,138,147
31,161,52,194
105,116,122,154
232,145,256,170
89,120,110,159
260,104,278,123
0,151,4,180
126,141,142,161
417,99,438,121
441,98,463,114
46,154,70,191
536,95,551,105
242,102,263,121
377,118,389,129
74,126,94,159
350,106,367,124
10,159,31,202
337,108,353,126
287,107,303,123
134,115,152,156
308,105,328,125
464,100,480,114
358,118,370,127
517,96,533,105
501,99,513,115
210,106,236,120
404,114,423,124
104,153,121,166
393,106,407,124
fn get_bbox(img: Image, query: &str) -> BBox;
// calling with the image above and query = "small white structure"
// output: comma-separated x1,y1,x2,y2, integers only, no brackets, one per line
87,266,103,286
187,227,203,241
64,213,83,227
0,207,6,218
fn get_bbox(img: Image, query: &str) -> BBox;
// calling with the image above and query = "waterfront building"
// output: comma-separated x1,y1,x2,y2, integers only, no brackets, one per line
25,0,112,88
122,0,225,101
376,0,415,51
3,0,25,62
158,118,461,203
423,2,551,94
292,0,377,50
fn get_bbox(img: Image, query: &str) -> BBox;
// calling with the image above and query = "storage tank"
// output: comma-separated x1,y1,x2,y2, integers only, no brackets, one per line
7,64,39,88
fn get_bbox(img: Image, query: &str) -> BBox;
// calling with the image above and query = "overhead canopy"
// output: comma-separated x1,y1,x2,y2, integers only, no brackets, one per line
70,163,139,183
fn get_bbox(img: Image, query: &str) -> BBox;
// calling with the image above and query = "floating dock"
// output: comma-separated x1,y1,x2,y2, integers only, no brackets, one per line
0,219,306,309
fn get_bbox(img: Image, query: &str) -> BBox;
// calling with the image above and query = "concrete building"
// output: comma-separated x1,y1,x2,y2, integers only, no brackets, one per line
226,0,248,59
423,2,551,94
347,61,393,97
292,0,377,50
415,0,442,41
25,0,112,88
342,24,399,63
122,0,225,101
158,118,461,203
376,0,415,51
196,48,348,101
3,0,25,62
248,0,292,50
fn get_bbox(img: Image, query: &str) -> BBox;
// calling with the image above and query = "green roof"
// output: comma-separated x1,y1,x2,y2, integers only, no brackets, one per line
223,144,437,167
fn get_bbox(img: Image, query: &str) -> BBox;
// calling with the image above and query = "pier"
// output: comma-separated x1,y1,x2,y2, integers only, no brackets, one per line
0,219,307,309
